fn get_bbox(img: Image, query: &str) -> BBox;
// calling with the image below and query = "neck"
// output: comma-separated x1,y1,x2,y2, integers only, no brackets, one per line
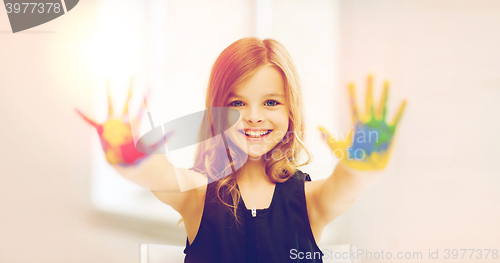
236,156,271,185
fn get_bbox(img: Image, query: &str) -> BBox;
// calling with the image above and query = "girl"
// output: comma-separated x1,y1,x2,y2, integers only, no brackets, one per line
78,37,406,262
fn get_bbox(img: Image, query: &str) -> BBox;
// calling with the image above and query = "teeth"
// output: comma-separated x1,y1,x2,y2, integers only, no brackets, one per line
243,130,270,137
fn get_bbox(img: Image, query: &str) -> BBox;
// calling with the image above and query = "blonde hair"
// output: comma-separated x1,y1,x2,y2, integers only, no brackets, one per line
189,37,312,223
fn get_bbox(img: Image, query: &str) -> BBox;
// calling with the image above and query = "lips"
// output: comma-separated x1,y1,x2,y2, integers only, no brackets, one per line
238,129,273,138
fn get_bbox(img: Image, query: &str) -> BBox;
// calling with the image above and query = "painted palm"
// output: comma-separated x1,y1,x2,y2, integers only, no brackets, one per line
75,79,172,166
319,75,407,170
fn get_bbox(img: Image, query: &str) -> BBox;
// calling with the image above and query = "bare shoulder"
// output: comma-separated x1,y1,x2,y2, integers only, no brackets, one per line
305,175,355,227
304,178,327,216
304,178,328,243
152,169,207,246
304,178,327,194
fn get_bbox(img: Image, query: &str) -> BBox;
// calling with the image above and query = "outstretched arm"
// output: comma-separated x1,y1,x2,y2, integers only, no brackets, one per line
75,78,206,214
309,75,407,224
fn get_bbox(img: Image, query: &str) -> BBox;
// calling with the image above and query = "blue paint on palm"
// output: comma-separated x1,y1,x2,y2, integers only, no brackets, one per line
348,120,394,159
319,76,406,170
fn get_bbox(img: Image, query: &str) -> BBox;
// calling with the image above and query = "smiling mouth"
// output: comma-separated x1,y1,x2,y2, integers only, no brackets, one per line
238,129,273,138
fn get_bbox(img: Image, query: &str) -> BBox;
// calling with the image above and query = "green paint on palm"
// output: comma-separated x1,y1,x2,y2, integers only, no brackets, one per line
319,75,407,170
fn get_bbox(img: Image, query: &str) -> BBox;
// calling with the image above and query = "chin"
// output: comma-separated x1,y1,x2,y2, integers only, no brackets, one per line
237,144,271,160
226,129,282,161
247,152,266,160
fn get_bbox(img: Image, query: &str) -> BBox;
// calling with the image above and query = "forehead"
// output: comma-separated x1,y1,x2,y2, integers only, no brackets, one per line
228,66,285,99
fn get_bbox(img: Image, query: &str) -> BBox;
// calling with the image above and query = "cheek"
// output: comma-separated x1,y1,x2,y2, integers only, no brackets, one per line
271,117,290,143
277,113,290,132
269,109,289,125
226,122,245,144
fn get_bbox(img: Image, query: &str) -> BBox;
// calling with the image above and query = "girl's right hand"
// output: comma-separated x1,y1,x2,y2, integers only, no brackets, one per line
75,78,173,174
75,78,206,222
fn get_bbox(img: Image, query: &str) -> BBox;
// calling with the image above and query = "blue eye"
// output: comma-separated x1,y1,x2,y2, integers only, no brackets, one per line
229,101,244,107
228,100,280,107
265,100,279,106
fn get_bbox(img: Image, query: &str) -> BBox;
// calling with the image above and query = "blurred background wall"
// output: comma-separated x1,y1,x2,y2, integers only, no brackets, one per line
0,0,499,262
334,0,500,262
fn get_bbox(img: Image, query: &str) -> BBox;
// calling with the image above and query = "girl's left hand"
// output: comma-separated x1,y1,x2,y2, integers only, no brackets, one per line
319,75,407,171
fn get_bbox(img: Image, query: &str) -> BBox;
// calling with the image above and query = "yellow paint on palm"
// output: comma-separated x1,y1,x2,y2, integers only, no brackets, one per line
319,75,407,171
75,77,168,166
102,119,133,147
105,149,122,164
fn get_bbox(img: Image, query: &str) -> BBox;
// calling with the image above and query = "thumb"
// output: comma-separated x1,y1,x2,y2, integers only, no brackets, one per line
318,126,340,152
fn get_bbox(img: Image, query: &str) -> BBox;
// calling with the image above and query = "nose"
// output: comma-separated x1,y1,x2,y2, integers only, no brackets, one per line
244,107,264,124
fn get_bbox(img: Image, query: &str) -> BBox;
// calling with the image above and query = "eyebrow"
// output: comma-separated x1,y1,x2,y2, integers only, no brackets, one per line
228,93,285,99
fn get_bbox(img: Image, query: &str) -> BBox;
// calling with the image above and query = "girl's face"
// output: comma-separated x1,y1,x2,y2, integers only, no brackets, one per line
226,65,289,159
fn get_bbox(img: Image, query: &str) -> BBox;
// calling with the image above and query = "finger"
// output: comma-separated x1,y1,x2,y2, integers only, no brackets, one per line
130,89,153,130
365,75,374,117
122,75,135,116
130,90,151,130
75,108,100,129
107,80,114,118
318,126,340,150
377,81,389,120
140,130,175,155
347,83,360,122
390,99,407,128
142,90,155,129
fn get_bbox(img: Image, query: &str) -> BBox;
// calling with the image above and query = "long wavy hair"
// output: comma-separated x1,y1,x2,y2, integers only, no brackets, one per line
188,37,312,223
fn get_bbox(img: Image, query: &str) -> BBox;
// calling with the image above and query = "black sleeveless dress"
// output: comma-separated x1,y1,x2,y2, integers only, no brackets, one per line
183,170,324,263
